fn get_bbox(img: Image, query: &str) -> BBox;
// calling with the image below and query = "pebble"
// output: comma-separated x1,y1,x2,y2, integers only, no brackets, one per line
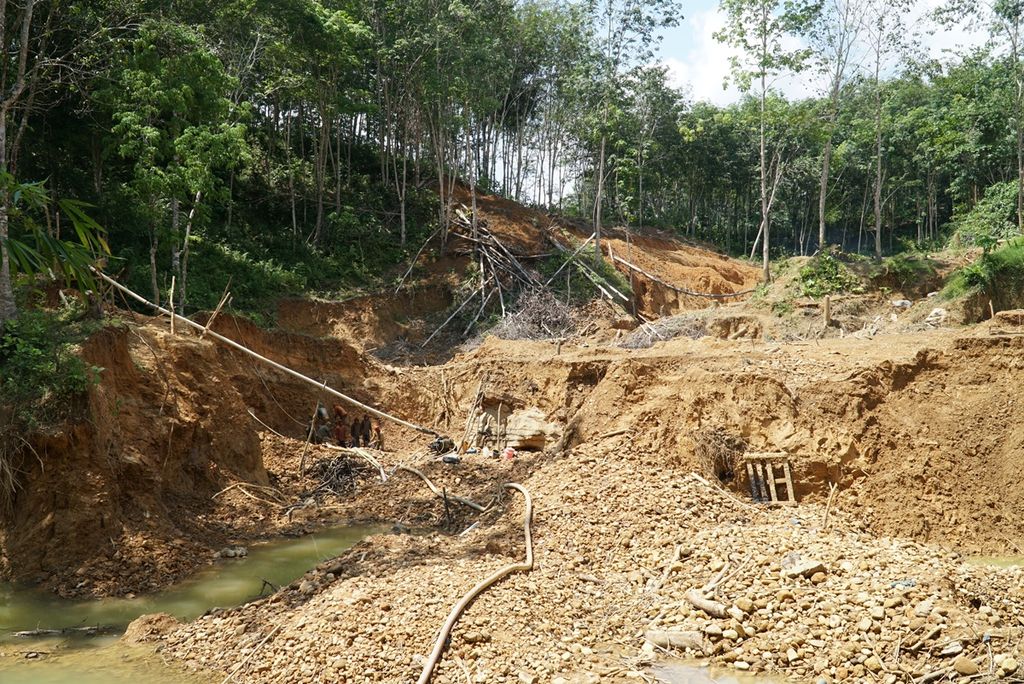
953,656,980,676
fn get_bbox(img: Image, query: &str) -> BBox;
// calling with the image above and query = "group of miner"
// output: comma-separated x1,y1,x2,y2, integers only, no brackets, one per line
313,403,384,449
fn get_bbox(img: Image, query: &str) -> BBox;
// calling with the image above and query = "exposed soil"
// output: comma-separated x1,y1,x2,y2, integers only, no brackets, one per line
4,199,1024,683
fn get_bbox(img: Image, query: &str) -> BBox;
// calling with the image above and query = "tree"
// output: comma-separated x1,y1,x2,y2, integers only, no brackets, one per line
716,0,820,279
940,0,1024,234
587,0,681,265
100,18,246,312
864,0,912,258
810,0,867,249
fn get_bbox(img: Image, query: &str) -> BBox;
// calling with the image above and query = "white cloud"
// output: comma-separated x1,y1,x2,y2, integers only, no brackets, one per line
660,7,817,105
660,8,740,105
659,0,987,108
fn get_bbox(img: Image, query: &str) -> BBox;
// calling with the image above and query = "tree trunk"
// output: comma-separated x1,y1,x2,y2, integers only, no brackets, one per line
759,69,770,281
0,131,14,325
818,127,834,250
594,133,606,267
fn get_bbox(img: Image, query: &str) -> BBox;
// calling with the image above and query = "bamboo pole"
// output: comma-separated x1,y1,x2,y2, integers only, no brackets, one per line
168,276,176,335
92,268,438,436
201,290,232,340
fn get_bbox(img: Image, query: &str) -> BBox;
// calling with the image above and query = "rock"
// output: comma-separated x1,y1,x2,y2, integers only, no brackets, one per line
939,641,963,657
857,618,873,633
704,624,723,638
734,661,750,670
1001,657,1019,675
914,601,934,618
727,606,746,622
735,597,755,614
811,572,828,585
722,629,739,641
864,656,883,673
925,308,948,327
870,606,885,620
299,580,316,594
954,657,980,676
781,554,827,579
503,408,559,450
122,613,181,644
518,671,537,684
787,648,800,663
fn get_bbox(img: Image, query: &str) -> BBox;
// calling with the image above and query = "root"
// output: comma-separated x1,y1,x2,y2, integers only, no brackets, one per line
417,483,534,684
394,465,488,512
688,427,747,483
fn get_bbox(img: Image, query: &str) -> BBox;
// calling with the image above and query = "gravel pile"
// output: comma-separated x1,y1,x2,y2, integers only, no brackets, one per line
159,442,1024,684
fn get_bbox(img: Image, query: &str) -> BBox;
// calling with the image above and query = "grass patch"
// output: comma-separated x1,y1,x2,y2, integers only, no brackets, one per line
943,240,1024,309
872,253,939,292
539,245,633,304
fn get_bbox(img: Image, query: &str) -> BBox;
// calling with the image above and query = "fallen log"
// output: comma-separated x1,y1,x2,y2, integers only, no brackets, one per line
13,625,118,638
684,588,729,619
644,630,711,654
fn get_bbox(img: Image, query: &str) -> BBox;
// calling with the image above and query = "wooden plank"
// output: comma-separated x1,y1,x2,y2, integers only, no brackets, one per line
755,462,769,501
765,462,779,503
781,461,796,503
745,462,757,500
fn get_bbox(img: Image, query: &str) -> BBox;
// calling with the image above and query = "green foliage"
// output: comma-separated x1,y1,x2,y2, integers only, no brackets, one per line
873,254,939,291
951,180,1020,251
943,240,1024,306
539,246,632,304
0,309,101,429
2,176,110,296
797,252,861,297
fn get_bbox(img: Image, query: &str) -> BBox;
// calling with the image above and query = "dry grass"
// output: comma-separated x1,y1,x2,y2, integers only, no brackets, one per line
686,427,748,484
617,314,706,349
488,289,577,341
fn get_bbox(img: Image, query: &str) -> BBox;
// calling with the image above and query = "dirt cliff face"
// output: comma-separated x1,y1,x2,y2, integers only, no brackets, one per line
0,315,432,597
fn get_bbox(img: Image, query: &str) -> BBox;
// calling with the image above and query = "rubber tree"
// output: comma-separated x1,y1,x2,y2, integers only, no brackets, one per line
864,0,912,259
809,0,867,250
716,0,820,281
587,0,680,266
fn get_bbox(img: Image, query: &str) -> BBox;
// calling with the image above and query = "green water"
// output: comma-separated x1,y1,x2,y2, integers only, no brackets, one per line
0,523,382,683
652,661,777,684
966,556,1024,569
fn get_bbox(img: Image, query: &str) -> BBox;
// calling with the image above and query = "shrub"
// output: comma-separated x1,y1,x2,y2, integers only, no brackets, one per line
0,308,102,510
943,240,1024,308
951,181,1019,249
797,252,861,297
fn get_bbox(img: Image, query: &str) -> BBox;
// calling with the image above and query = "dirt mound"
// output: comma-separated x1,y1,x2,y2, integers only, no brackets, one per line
0,315,432,597
599,229,761,318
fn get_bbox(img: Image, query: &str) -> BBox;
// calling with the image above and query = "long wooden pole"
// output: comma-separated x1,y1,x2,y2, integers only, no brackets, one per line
93,268,438,436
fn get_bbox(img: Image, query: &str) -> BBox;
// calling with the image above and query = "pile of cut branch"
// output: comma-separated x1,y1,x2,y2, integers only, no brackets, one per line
307,454,369,496
489,289,576,341
422,207,545,347
618,314,706,349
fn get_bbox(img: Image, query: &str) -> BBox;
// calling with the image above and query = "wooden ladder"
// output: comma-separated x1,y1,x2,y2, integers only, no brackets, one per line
743,452,796,505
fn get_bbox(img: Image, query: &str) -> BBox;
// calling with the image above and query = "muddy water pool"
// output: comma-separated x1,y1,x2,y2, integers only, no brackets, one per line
0,523,382,682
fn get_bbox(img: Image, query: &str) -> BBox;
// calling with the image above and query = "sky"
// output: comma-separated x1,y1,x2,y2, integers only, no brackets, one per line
654,0,989,107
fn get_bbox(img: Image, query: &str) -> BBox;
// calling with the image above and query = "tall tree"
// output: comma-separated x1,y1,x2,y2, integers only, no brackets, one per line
588,0,680,265
810,0,867,249
716,0,820,279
